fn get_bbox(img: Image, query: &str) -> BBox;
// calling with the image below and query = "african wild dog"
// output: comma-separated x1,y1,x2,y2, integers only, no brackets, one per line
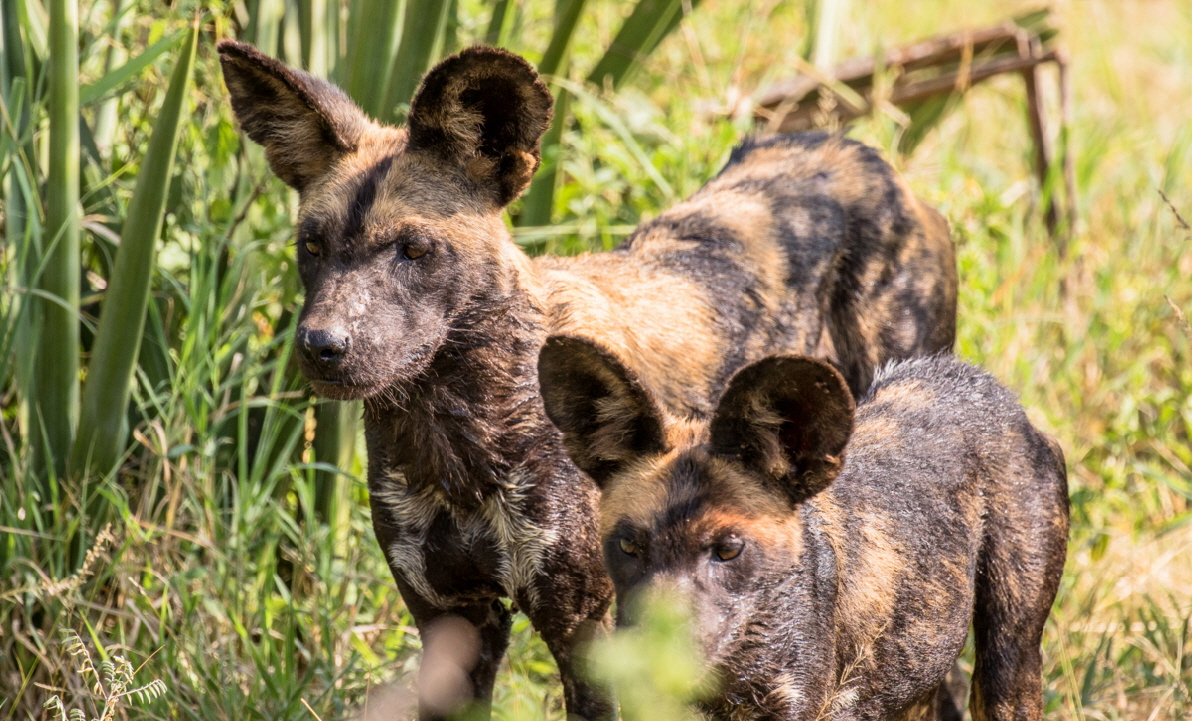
218,40,957,720
539,336,1069,721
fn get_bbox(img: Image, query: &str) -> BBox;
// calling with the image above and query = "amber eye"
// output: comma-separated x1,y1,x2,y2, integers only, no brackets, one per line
619,537,640,557
402,243,428,260
304,241,320,256
714,538,744,562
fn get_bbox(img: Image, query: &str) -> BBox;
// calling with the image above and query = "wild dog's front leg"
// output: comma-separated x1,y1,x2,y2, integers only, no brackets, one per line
522,567,616,720
398,579,512,721
527,605,615,721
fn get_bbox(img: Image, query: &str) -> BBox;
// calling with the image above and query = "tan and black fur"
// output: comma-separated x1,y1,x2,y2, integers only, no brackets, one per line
539,337,1069,721
219,40,958,721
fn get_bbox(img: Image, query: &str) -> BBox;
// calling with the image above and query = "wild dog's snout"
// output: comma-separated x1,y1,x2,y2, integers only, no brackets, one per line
298,325,350,369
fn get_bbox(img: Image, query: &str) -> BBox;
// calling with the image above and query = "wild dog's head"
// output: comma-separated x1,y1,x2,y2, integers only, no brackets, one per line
538,336,854,664
219,41,552,399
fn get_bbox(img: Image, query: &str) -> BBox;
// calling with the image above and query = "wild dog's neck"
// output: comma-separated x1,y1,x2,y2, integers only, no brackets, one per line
363,242,554,507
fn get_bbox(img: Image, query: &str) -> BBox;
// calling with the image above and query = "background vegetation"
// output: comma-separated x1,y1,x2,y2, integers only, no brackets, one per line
1,0,1189,719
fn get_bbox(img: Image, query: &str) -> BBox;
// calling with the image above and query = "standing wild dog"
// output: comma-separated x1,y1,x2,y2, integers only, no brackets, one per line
539,336,1069,721
218,40,957,720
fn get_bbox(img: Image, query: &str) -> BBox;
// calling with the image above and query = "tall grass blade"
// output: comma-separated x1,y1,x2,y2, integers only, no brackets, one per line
381,0,451,123
78,28,182,106
516,0,585,226
32,0,80,482
1,2,39,443
343,0,405,117
296,0,328,75
805,0,849,68
91,0,130,155
537,0,584,80
586,0,700,92
71,18,199,475
14,0,48,62
518,87,569,226
312,399,357,525
252,0,285,57
282,0,303,65
485,0,515,47
442,0,459,56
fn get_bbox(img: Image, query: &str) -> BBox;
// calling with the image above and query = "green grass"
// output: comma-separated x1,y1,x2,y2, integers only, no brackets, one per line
2,0,1191,719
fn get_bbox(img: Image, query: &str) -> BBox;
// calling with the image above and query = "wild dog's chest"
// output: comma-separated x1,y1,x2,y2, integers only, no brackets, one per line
369,470,559,611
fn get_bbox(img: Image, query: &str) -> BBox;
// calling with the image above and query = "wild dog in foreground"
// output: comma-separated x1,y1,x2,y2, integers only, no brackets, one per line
218,40,957,720
540,337,1069,721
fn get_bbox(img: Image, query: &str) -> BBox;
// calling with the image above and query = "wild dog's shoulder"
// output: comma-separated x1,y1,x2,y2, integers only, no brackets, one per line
858,356,1018,425
866,355,1011,399
853,356,1064,479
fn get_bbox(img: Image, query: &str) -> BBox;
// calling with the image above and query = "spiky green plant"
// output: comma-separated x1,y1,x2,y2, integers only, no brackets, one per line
71,16,198,476
44,628,168,721
31,0,81,484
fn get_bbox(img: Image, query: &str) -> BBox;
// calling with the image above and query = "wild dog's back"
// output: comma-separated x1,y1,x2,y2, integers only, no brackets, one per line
820,356,1069,718
537,132,958,417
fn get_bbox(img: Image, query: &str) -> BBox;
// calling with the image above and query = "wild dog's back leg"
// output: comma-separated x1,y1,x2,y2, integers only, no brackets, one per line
934,662,968,721
398,579,512,721
889,666,966,721
969,557,1050,721
969,459,1067,720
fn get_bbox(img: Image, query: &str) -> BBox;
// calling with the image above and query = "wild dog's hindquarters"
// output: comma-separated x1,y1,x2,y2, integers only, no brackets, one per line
968,429,1069,721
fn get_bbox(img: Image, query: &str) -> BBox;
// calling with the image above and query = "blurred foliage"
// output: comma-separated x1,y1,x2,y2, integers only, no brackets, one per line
589,593,703,721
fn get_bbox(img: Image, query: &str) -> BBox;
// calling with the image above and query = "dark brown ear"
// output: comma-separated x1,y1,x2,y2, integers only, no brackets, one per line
218,39,368,191
710,356,854,504
538,336,666,488
407,46,553,206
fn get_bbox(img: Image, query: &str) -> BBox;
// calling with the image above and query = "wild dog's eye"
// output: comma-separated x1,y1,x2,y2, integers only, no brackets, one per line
714,537,744,562
402,243,428,260
304,241,321,256
619,537,640,557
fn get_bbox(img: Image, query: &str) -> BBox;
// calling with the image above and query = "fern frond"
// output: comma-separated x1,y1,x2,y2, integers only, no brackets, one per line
43,695,67,721
59,628,101,693
119,679,169,705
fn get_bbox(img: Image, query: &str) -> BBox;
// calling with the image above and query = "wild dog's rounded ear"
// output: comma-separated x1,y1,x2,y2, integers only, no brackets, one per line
538,336,666,488
218,40,368,191
407,46,553,207
710,356,854,504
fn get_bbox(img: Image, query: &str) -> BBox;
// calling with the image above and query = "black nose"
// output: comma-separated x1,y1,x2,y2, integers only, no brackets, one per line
299,327,350,366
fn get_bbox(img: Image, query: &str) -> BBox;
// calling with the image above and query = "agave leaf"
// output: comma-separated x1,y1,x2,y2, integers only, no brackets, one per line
515,0,586,226
31,0,81,482
484,0,516,47
380,0,451,122
586,0,701,92
537,0,584,80
343,0,405,116
78,30,181,105
16,0,48,62
71,18,198,475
